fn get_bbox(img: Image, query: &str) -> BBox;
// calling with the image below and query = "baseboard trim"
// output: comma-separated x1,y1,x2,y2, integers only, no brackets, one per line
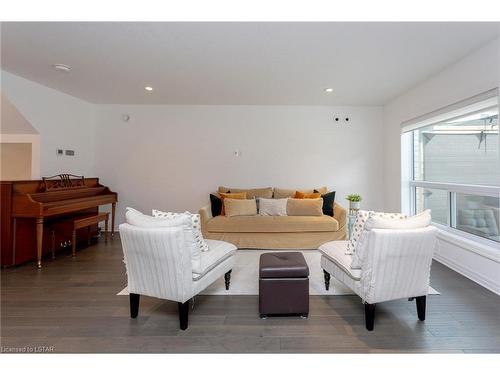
434,252,500,296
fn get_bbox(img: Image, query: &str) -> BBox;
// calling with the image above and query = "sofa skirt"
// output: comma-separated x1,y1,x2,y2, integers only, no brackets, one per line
204,230,347,250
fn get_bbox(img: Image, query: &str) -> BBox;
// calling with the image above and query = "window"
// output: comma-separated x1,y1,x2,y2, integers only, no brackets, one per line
412,107,499,186
402,89,500,244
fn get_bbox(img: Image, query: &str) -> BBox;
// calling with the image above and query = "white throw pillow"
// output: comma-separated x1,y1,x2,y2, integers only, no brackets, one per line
350,209,432,269
125,207,189,228
152,209,210,253
346,210,407,255
258,198,288,216
364,209,432,231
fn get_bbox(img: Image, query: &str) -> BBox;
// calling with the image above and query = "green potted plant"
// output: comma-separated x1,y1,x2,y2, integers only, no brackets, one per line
346,194,362,212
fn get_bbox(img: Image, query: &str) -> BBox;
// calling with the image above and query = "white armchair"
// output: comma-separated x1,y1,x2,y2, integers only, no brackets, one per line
119,213,236,330
320,226,437,331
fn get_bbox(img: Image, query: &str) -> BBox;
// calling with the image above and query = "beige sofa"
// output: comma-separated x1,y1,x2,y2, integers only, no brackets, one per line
199,186,347,249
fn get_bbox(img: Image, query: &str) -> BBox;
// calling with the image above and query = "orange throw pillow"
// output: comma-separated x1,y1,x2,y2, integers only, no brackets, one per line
220,192,247,215
294,191,322,199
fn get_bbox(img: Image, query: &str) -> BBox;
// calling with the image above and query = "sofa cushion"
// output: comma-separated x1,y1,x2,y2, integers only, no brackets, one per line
206,215,339,233
319,241,361,280
192,239,237,279
210,193,223,217
218,186,273,199
220,192,247,215
224,198,258,217
259,198,288,216
318,191,336,217
287,198,324,216
294,191,322,199
274,186,328,199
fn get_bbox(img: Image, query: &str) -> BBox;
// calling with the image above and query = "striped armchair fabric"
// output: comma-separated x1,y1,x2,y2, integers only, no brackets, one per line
320,226,438,331
120,222,236,330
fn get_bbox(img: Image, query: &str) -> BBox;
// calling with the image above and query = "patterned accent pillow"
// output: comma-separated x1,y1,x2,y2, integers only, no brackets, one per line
346,210,370,254
345,210,407,255
152,210,210,252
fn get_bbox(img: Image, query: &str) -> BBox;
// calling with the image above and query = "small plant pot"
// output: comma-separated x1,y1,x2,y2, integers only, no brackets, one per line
349,201,360,211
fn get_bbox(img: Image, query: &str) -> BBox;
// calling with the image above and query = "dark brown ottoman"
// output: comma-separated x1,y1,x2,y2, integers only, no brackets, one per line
259,252,310,318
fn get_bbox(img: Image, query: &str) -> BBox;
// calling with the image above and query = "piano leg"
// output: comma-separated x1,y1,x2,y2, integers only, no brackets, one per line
111,202,116,238
105,217,109,244
36,217,44,269
12,218,17,266
51,229,56,260
72,230,77,257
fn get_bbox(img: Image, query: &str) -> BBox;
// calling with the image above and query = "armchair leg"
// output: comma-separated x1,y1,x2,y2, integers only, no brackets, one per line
364,303,376,331
130,293,140,318
178,301,190,330
323,270,331,291
224,270,232,290
415,295,426,321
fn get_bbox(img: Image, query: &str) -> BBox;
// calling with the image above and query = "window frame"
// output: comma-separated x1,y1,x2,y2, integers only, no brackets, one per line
401,88,500,248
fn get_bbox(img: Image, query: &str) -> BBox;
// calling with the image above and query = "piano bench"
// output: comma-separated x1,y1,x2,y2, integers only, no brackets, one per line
51,212,110,259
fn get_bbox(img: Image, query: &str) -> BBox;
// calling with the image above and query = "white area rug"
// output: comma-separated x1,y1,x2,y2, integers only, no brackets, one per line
118,249,439,296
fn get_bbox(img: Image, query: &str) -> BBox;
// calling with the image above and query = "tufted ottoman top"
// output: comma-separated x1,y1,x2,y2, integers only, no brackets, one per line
259,252,309,279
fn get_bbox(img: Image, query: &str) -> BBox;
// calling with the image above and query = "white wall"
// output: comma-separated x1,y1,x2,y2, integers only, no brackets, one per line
94,105,384,223
383,37,500,295
1,70,96,177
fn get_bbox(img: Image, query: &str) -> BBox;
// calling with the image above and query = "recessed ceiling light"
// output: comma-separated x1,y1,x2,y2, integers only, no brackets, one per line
52,63,71,72
324,88,333,93
144,86,154,92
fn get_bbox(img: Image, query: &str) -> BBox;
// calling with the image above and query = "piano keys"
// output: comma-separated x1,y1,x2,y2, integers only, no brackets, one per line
1,174,118,268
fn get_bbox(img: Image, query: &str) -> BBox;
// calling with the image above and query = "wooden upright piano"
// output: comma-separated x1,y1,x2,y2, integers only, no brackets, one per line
1,174,118,268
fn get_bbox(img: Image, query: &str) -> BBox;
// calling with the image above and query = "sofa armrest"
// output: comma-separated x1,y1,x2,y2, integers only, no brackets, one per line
199,205,213,236
333,202,347,230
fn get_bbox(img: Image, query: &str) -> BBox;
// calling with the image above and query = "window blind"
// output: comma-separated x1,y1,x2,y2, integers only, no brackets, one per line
401,88,499,133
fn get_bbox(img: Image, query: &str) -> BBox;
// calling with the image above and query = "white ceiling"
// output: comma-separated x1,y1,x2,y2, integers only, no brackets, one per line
1,22,499,105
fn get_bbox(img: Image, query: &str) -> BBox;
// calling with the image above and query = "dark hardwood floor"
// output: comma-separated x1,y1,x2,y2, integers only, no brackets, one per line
1,234,499,353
